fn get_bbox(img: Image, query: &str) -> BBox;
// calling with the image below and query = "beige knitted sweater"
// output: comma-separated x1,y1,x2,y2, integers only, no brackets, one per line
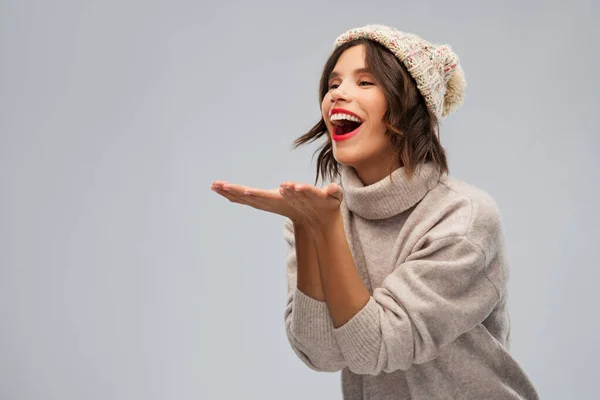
283,162,539,399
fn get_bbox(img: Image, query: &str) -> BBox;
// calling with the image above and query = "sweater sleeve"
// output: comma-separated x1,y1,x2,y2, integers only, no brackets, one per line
332,233,503,375
282,219,346,372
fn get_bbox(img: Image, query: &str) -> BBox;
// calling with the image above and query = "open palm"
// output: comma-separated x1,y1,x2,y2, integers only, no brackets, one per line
211,180,343,226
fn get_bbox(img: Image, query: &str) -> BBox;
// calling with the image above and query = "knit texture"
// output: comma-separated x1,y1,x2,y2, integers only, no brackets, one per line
283,162,539,399
333,24,466,119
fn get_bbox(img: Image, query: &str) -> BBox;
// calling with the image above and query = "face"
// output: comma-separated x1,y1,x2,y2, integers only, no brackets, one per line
321,44,397,184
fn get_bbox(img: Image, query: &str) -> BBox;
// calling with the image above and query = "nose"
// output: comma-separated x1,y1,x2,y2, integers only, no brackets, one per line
330,85,349,103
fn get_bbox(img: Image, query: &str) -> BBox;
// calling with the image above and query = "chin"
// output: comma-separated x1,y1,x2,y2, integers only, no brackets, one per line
332,150,362,169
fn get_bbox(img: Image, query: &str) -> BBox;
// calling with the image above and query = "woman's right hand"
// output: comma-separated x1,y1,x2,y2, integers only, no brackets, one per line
211,180,307,225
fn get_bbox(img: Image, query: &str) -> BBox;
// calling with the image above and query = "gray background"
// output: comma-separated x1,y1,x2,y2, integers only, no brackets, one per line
1,0,598,398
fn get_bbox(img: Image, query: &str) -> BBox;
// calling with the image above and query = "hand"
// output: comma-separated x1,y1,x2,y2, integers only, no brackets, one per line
211,180,307,224
279,181,343,228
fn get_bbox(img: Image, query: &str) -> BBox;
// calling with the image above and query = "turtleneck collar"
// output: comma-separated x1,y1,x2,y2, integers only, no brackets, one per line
339,162,442,220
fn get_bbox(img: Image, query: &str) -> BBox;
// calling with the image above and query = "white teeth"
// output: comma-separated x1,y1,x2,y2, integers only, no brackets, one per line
330,113,362,124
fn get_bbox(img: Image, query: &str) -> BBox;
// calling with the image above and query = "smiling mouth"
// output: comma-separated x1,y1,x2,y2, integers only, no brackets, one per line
333,120,363,136
331,120,363,141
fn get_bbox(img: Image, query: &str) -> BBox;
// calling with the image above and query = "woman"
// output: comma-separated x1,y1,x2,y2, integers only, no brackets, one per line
211,24,539,400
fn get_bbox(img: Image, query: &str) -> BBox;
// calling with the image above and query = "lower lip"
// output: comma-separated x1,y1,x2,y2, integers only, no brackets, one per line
332,125,362,141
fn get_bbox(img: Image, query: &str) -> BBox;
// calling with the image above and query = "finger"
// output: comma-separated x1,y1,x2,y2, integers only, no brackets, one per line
280,183,299,204
293,188,314,205
211,181,229,190
242,187,295,215
280,187,299,206
212,187,244,204
221,183,253,196
244,188,281,199
214,186,261,206
291,188,320,213
326,183,344,202
280,181,298,190
280,188,314,221
215,187,279,213
279,187,289,197
295,184,326,200
241,195,277,212
246,191,280,209
289,189,323,220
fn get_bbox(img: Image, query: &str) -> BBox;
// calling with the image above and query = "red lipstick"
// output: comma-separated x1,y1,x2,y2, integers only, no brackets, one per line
329,108,363,142
332,125,361,141
329,108,362,121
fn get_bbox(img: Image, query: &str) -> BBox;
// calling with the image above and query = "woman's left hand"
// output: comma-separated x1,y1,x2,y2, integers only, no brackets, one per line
279,181,344,228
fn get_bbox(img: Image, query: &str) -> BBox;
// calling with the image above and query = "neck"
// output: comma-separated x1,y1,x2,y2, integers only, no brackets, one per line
353,159,401,186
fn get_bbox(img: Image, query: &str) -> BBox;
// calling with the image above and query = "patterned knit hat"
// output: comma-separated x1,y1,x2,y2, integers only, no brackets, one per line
333,24,466,119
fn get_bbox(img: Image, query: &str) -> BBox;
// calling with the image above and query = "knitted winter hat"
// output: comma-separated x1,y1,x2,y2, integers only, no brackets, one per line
333,24,466,119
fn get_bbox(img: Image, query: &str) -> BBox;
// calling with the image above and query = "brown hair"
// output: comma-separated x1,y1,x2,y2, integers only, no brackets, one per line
292,38,449,185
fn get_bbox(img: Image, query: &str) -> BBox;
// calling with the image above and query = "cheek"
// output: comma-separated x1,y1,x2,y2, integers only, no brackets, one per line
321,95,330,114
379,98,389,118
321,98,332,129
367,92,388,119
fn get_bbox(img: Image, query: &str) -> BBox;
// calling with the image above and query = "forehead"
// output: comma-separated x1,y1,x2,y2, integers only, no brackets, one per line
329,45,370,80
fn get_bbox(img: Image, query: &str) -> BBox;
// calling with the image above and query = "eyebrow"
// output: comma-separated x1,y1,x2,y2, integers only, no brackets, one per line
328,68,372,81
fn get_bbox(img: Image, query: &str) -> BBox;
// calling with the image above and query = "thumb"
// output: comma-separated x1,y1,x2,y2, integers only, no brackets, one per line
326,183,343,202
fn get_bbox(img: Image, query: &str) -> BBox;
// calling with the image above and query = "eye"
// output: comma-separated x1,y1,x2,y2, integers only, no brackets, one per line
329,81,372,90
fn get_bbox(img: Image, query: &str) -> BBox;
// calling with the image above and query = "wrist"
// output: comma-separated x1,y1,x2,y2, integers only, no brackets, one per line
308,210,343,235
291,216,310,229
